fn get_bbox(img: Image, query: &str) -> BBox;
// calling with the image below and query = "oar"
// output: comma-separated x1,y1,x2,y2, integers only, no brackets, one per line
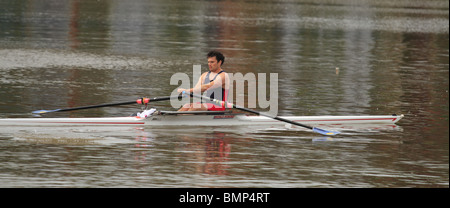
32,96,181,114
186,92,340,136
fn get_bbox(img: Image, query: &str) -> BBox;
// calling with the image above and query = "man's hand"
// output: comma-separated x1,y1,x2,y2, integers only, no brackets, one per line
177,88,185,93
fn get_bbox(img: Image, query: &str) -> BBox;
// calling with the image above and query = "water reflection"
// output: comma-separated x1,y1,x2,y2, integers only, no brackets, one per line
175,132,233,176
129,128,256,177
0,120,444,187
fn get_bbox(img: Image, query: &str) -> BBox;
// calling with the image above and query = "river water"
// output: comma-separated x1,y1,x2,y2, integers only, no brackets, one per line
0,0,448,188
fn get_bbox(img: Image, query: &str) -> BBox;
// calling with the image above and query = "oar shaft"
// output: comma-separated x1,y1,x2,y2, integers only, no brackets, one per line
187,92,339,135
267,114,313,130
33,95,181,114
189,93,313,130
56,101,136,112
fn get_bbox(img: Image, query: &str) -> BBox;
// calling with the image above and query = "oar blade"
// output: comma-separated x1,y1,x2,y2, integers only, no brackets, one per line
32,109,60,114
312,127,340,136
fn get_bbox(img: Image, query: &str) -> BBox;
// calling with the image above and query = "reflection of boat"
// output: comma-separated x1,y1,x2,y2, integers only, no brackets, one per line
0,110,403,127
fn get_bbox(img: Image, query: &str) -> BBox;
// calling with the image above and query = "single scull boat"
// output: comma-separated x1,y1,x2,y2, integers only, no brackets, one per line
0,94,404,135
0,110,403,127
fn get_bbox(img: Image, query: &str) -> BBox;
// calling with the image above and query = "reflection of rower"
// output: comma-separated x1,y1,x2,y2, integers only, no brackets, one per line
205,132,230,159
177,51,230,112
176,131,234,176
203,132,231,175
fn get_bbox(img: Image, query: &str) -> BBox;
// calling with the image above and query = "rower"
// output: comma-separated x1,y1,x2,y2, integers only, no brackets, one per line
177,51,230,111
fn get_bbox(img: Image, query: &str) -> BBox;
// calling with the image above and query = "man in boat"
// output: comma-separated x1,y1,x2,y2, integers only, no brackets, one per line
177,51,230,111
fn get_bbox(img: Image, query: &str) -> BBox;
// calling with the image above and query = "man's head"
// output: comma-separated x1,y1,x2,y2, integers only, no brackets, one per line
207,50,225,66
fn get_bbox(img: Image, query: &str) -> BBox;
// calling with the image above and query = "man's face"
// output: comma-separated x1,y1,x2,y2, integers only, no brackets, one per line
208,56,221,72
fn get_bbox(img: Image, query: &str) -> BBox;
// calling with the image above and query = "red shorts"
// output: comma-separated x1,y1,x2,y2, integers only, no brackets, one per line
205,103,226,111
192,101,229,111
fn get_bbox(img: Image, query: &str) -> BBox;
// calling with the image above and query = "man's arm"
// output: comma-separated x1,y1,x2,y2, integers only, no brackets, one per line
177,72,206,93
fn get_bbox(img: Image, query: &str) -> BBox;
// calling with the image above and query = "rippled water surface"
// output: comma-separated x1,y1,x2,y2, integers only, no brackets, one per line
0,0,448,187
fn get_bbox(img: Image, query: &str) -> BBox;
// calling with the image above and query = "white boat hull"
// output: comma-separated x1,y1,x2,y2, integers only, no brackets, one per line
0,114,403,127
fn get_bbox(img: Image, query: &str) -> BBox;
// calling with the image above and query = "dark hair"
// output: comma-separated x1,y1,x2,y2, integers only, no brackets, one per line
207,51,225,66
